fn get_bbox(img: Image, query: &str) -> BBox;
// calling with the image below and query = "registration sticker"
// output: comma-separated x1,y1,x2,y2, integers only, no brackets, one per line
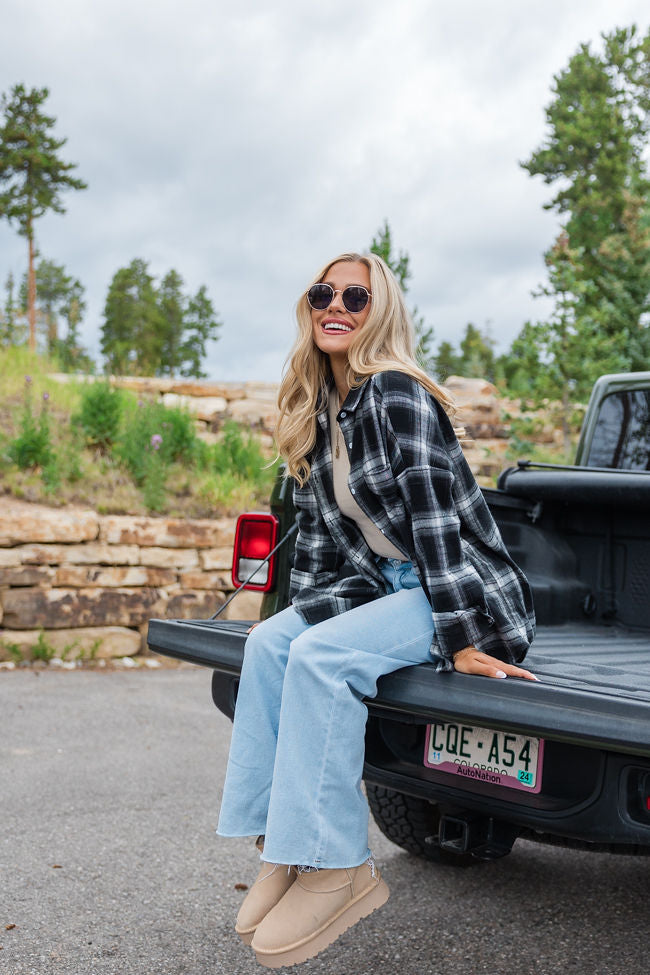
424,720,544,793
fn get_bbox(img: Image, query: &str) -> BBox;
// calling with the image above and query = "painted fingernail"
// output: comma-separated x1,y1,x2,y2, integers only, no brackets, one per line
495,670,507,679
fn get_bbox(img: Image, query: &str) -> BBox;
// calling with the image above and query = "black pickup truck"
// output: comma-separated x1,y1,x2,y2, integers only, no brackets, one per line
147,372,650,864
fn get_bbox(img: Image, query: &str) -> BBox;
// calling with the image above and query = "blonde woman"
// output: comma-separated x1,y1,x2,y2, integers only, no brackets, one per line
218,253,536,968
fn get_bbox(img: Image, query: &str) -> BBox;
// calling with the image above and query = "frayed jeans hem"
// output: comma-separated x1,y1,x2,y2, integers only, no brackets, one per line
216,827,267,839
259,847,372,870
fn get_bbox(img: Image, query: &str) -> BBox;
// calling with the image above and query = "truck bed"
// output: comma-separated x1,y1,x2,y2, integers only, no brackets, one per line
146,616,650,757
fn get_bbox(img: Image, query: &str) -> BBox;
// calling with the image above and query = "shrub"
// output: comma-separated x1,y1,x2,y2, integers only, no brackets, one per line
115,400,198,483
211,420,270,481
197,421,279,509
58,428,84,483
9,377,53,470
141,433,168,512
76,382,123,450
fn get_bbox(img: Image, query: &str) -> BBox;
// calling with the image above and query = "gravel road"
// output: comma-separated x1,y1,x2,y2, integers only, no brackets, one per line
1,668,649,975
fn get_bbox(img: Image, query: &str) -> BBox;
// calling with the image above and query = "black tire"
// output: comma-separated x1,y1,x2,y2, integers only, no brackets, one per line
366,784,476,867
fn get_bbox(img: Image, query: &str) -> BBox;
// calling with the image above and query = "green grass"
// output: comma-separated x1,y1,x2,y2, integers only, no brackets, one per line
1,348,577,513
0,345,85,412
0,348,278,516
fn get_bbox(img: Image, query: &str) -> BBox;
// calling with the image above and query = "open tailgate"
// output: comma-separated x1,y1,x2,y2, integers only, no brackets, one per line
147,617,650,757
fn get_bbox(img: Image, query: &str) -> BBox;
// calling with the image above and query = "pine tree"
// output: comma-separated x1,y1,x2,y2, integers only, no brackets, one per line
508,235,629,449
101,259,164,375
101,261,221,377
458,323,498,383
178,285,221,378
59,279,92,371
0,271,25,346
157,269,186,377
369,219,435,371
17,258,90,368
433,341,462,383
370,220,411,291
20,259,71,352
521,26,650,363
0,85,87,350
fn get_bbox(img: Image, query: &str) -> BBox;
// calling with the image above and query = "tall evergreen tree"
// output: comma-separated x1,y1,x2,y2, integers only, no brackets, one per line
178,284,221,378
18,258,90,366
101,260,221,377
59,278,92,371
20,258,70,351
370,220,411,291
0,271,24,346
508,234,629,449
458,323,498,382
101,259,164,375
433,340,462,383
157,269,186,377
521,26,650,364
369,219,435,372
0,85,87,350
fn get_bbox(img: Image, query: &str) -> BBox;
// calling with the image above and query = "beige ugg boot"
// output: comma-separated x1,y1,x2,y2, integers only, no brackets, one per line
235,838,296,946
250,859,389,967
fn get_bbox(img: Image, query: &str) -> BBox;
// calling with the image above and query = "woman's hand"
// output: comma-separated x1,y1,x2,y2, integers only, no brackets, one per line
453,645,539,681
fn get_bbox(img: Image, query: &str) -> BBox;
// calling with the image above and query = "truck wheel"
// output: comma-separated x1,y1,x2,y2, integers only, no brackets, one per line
366,784,475,867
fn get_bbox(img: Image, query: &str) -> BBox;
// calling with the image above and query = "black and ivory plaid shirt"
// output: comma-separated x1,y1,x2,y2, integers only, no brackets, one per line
289,370,535,671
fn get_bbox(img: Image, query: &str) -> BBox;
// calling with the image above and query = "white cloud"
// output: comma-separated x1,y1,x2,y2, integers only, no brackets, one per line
1,0,648,379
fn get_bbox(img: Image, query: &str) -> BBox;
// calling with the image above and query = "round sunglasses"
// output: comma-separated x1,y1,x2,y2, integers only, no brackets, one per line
306,283,372,314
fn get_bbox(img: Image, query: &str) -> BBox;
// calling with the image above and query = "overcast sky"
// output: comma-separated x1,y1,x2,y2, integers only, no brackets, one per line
1,1,649,382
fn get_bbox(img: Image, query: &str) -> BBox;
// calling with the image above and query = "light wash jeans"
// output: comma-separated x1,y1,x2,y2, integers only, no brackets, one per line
217,559,435,869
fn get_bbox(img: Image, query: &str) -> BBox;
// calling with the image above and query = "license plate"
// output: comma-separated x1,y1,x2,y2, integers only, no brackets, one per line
424,720,544,793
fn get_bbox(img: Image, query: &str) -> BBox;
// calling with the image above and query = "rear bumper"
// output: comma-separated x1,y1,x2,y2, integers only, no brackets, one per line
362,714,650,850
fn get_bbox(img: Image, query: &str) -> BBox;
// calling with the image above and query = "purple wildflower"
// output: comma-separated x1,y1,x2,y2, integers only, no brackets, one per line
138,400,144,408
25,375,32,385
150,434,163,451
43,391,50,401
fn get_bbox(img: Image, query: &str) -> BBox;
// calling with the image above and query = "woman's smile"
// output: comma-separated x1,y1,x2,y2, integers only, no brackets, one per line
320,318,354,334
311,260,372,361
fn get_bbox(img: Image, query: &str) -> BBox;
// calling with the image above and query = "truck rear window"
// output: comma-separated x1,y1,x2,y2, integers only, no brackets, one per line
586,390,650,470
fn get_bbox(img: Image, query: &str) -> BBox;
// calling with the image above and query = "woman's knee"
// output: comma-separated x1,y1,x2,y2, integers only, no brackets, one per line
242,607,304,669
287,625,345,675
244,618,281,663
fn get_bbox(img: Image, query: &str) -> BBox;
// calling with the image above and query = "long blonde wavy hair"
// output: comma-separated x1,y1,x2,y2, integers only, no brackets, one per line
276,252,457,486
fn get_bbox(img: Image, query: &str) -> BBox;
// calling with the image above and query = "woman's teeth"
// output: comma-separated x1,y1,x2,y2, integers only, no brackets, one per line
323,322,352,332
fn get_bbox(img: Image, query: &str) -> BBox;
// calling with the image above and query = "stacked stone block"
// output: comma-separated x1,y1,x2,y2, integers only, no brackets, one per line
0,499,262,661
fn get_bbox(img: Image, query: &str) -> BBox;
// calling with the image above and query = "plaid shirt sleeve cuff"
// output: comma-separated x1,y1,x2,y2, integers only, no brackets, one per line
430,605,497,668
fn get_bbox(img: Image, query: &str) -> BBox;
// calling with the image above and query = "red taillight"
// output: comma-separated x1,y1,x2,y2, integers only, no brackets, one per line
232,513,280,593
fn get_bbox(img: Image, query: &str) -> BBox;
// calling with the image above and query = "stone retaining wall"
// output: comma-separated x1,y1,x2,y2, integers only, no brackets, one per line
0,499,262,662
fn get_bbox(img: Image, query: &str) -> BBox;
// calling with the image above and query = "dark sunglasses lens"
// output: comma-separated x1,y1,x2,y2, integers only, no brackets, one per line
343,287,369,313
307,284,333,309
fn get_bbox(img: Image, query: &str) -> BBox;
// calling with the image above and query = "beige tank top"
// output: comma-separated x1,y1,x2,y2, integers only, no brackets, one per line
328,391,407,561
